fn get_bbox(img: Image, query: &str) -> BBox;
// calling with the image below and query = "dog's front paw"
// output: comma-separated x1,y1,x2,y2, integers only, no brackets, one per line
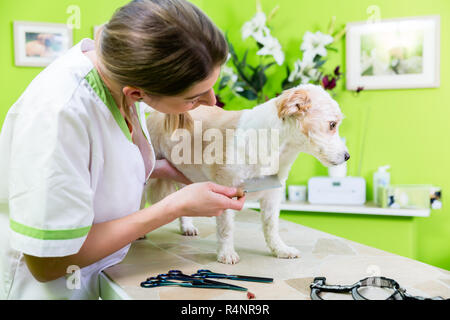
274,246,301,259
181,225,199,236
217,249,240,264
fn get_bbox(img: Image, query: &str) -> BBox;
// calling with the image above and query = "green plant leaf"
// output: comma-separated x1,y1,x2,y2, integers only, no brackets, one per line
242,49,249,68
281,65,294,90
326,46,338,52
247,65,257,72
253,69,267,92
238,89,258,101
315,59,327,68
262,62,276,72
219,76,230,90
235,81,247,88
234,63,253,90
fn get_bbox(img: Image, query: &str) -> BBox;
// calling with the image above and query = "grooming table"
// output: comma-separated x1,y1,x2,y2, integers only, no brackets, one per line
100,209,450,300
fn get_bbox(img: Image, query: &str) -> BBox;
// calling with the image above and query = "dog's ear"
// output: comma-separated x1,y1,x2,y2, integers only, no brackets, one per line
276,89,312,120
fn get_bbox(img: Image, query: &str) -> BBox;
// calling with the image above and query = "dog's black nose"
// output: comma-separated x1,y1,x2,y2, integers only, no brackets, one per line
344,152,350,161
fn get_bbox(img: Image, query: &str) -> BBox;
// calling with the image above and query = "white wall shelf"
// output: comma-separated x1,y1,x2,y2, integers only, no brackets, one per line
243,200,430,217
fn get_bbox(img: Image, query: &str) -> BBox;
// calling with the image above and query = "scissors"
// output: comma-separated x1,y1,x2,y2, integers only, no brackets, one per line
165,270,247,291
191,269,273,283
141,277,197,289
141,270,247,291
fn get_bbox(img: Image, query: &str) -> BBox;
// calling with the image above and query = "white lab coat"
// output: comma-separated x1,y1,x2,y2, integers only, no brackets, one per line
0,39,155,299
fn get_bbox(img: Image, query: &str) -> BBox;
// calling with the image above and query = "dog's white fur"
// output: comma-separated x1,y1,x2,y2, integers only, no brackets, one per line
145,84,349,264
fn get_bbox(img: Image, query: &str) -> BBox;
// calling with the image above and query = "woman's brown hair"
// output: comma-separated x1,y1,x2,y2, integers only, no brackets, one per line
95,0,228,132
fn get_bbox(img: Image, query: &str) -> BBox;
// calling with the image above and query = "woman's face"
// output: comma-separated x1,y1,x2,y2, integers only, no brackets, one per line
143,66,221,114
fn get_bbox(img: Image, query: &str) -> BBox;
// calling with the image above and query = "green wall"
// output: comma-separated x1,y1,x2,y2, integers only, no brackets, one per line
190,0,450,270
1,0,449,270
0,0,130,118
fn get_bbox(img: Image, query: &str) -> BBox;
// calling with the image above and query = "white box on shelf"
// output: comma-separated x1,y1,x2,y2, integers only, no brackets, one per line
288,185,307,202
308,177,366,205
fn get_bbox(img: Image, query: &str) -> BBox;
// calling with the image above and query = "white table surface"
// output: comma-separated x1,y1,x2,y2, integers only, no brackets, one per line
100,209,450,300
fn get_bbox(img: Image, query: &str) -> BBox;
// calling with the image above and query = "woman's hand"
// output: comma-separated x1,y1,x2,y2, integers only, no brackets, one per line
151,159,192,185
149,160,245,217
163,182,246,218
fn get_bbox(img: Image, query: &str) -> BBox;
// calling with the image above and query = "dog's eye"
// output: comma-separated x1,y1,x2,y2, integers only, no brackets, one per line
330,121,337,130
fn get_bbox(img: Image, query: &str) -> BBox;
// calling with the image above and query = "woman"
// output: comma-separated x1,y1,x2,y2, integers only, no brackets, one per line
0,0,245,299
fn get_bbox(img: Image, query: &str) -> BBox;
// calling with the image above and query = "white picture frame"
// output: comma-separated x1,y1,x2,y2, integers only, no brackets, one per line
346,15,440,90
14,21,73,67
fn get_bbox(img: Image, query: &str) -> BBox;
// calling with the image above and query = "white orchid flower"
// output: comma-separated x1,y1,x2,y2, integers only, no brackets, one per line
234,86,245,93
306,68,321,82
289,63,313,84
300,75,311,84
220,66,244,93
221,66,238,84
288,51,317,83
242,12,270,43
226,53,232,63
300,31,334,58
288,52,314,82
288,59,302,82
257,35,285,65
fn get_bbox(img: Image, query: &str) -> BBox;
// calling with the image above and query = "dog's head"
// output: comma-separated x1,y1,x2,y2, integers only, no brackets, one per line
276,84,349,167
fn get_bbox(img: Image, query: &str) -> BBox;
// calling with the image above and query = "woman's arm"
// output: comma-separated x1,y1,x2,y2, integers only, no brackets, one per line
24,197,176,283
24,182,245,283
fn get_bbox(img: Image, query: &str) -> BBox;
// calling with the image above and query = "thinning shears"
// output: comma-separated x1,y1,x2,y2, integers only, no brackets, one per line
140,270,247,291
191,269,273,283
141,276,199,289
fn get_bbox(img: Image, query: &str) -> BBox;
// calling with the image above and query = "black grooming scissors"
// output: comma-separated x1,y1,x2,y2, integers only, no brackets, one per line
140,270,247,291
141,276,200,289
191,269,273,283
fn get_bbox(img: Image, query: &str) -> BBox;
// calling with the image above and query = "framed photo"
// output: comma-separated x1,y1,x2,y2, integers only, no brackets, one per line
346,15,440,90
14,21,73,67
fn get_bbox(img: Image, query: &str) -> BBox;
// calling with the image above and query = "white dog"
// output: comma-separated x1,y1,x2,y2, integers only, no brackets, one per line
145,84,349,264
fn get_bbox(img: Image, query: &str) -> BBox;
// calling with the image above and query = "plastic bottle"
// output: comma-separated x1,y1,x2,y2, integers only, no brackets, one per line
373,165,390,204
